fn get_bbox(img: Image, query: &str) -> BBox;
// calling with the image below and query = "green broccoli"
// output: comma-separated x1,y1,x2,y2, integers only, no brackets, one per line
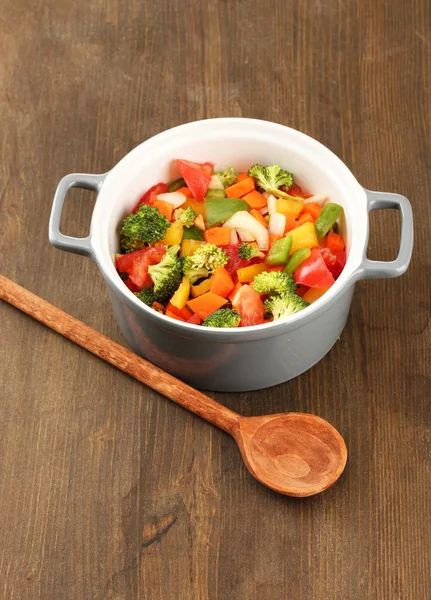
134,288,158,307
264,293,309,321
202,308,241,328
251,271,297,296
120,204,170,253
237,242,265,261
174,206,196,227
215,167,238,188
147,245,182,303
182,243,228,284
248,164,294,199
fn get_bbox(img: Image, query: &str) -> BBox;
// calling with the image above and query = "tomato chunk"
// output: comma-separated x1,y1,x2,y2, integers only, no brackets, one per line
133,183,168,212
176,159,214,203
321,248,346,280
232,284,265,327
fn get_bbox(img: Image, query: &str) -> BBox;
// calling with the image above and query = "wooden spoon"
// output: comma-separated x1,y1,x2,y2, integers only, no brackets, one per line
0,275,347,497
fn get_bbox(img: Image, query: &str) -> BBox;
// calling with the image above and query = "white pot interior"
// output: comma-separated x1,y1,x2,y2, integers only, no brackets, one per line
90,119,368,326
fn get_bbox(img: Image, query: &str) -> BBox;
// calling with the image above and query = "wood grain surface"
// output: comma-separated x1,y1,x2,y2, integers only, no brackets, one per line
0,0,430,598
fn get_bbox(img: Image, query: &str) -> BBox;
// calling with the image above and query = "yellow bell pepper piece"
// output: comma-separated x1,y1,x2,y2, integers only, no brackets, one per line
237,262,268,283
190,277,212,297
303,287,329,304
276,198,304,218
161,222,183,246
180,239,205,257
170,276,191,309
183,197,206,218
289,222,318,255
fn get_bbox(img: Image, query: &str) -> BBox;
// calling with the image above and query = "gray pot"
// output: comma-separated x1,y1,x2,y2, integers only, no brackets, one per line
49,119,413,391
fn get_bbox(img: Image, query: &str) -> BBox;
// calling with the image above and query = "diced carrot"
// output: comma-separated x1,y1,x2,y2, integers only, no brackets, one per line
284,214,297,234
204,227,231,246
296,212,314,227
225,177,255,198
243,189,267,209
250,209,269,229
210,266,235,298
187,312,202,325
228,281,242,302
237,172,249,182
177,186,194,198
165,309,186,322
269,233,282,248
303,287,329,303
301,202,322,220
326,232,345,252
186,292,228,320
166,301,193,321
153,199,173,221
237,262,268,283
194,214,205,230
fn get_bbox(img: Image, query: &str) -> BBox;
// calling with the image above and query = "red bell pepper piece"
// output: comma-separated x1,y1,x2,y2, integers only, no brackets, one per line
133,182,169,212
294,248,335,289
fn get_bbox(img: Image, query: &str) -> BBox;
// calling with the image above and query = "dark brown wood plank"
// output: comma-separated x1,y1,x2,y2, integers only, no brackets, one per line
1,0,430,598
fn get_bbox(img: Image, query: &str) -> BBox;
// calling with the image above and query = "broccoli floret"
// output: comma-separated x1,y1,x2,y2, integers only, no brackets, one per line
251,271,297,296
264,293,309,321
215,167,238,188
238,242,265,261
147,245,182,303
134,288,158,307
174,206,196,227
120,204,170,253
202,308,241,328
248,164,294,198
182,243,228,284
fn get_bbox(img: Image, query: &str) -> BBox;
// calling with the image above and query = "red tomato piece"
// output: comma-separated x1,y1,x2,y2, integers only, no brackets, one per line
285,183,303,196
133,182,169,212
176,159,214,203
320,248,347,280
294,248,335,289
123,278,140,292
232,284,265,327
221,244,248,283
119,245,166,290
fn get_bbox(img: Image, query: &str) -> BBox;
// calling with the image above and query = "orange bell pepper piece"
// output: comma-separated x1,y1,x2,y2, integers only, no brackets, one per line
186,292,228,320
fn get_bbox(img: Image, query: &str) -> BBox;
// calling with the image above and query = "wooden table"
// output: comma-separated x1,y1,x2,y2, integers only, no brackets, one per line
1,1,430,598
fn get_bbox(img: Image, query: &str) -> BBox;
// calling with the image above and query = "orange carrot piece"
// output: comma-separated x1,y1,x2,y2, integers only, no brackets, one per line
210,266,235,298
243,189,267,209
284,214,297,234
225,177,255,198
153,200,173,221
204,227,231,246
186,292,228,320
165,309,186,322
177,186,194,198
326,232,345,252
269,233,282,248
236,172,249,182
296,212,314,227
301,202,322,220
250,209,269,229
228,281,242,302
166,302,193,321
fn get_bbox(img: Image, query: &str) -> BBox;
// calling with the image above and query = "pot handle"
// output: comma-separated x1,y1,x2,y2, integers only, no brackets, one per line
353,189,414,280
49,172,107,256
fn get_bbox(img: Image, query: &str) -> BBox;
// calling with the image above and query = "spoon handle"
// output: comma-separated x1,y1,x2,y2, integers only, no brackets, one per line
0,275,240,434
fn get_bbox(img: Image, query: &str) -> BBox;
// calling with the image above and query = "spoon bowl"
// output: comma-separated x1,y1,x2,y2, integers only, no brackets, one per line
234,413,347,497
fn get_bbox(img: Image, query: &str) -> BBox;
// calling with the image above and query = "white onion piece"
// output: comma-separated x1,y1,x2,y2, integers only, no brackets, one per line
230,229,239,245
259,205,269,215
156,192,187,208
267,194,278,215
208,175,224,189
269,212,286,236
236,229,255,242
304,193,328,205
223,211,269,250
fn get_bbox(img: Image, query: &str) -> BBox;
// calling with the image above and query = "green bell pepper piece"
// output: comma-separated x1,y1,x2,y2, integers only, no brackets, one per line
168,178,186,192
314,203,343,240
205,197,249,227
205,189,226,199
182,225,204,241
284,248,312,274
266,235,293,266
